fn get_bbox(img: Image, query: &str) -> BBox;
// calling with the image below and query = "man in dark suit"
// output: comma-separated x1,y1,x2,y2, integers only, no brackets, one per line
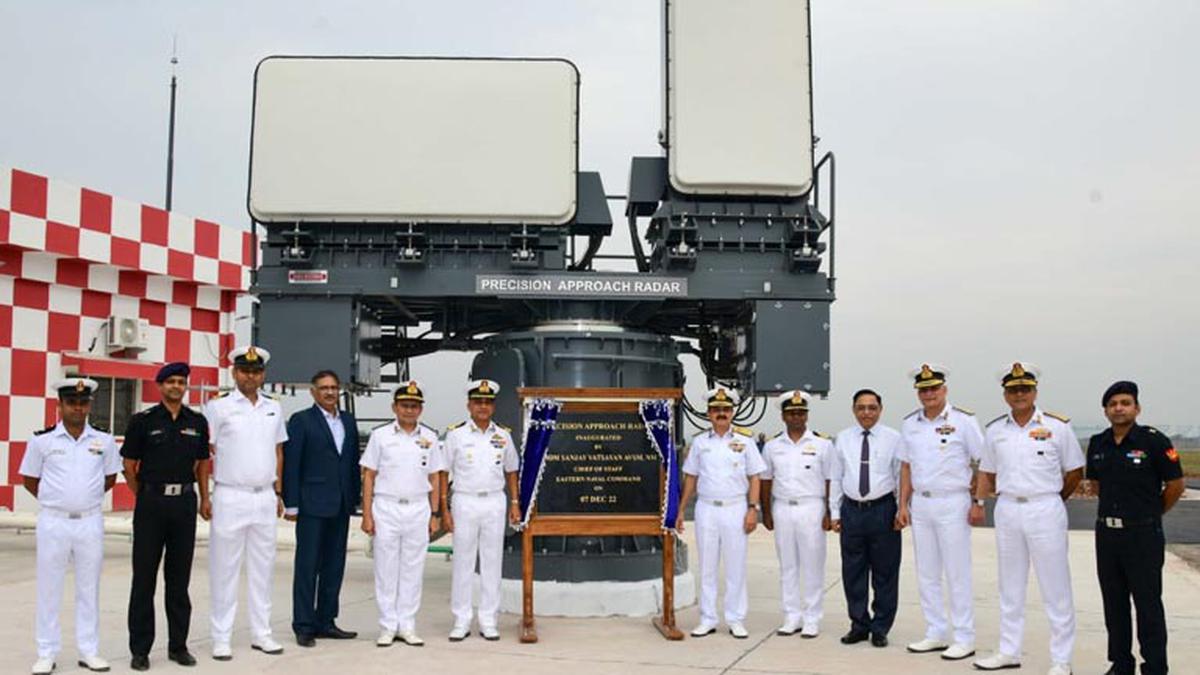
283,369,361,646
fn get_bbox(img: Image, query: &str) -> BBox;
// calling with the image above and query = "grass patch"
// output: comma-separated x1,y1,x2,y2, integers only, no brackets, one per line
1177,448,1200,478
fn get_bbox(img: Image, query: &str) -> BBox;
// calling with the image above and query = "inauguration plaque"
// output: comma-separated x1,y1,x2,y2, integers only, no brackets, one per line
538,411,660,514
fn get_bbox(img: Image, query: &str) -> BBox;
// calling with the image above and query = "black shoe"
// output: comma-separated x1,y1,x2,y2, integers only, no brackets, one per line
317,625,358,639
840,630,870,645
1103,667,1134,675
871,634,888,648
130,655,150,671
295,633,317,647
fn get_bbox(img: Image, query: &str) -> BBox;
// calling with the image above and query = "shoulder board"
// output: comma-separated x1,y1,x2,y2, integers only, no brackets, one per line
771,431,784,439
34,425,56,436
904,408,920,420
370,421,391,431
446,420,466,431
496,423,511,432
260,392,275,400
813,431,832,440
691,428,711,439
420,422,438,433
90,424,109,433
213,391,230,399
733,426,754,437
1043,411,1070,423
986,414,1007,427
952,405,975,416
1144,426,1161,435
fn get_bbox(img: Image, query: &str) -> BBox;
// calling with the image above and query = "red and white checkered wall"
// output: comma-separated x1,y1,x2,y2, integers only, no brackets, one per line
0,165,254,513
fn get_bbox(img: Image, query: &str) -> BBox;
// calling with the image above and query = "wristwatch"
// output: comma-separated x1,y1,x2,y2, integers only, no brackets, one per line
749,503,762,511
432,510,442,518
973,498,986,507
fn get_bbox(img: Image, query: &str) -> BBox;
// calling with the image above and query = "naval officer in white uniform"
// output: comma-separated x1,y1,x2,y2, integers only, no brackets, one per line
442,379,520,641
20,378,121,675
895,363,984,661
360,380,445,647
761,390,835,638
203,346,288,661
676,386,766,639
972,363,1084,675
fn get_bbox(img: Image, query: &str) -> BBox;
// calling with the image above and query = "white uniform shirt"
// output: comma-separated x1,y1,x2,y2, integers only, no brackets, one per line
896,403,984,493
18,422,120,512
204,389,288,487
444,419,518,493
761,429,834,499
828,423,901,518
981,407,1085,497
682,428,766,500
361,422,445,497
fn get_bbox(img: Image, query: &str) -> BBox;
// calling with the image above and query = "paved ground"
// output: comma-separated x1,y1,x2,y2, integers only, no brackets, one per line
1,519,1198,675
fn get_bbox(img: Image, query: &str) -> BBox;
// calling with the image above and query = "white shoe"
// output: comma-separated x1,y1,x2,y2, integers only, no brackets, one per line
1046,664,1072,675
906,638,949,653
76,655,109,672
376,630,396,647
448,625,469,641
479,625,500,641
251,636,284,655
800,624,819,639
728,623,749,639
941,643,975,660
212,643,232,661
398,630,425,646
973,652,1021,670
690,622,717,637
776,618,802,635
31,657,55,675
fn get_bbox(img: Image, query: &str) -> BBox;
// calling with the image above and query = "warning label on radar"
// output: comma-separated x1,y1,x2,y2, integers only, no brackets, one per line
476,274,687,298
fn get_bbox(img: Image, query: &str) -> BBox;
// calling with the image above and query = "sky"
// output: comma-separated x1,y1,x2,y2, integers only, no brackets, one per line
2,1,1198,433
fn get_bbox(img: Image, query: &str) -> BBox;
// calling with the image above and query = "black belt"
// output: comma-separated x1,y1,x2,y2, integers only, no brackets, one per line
1096,515,1159,530
843,492,894,509
139,482,195,496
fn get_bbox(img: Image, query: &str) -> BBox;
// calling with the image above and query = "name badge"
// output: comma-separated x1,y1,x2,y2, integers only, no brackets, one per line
88,440,105,455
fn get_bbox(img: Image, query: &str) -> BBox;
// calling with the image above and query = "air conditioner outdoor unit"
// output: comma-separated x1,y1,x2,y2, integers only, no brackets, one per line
106,315,149,354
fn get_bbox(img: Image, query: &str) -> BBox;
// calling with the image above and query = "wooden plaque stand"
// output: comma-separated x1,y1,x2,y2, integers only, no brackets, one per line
517,387,685,643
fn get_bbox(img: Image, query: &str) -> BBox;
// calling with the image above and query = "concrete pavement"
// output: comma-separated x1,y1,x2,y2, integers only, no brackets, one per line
1,519,1198,674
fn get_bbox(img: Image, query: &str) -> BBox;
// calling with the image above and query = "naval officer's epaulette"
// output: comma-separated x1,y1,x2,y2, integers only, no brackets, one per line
1043,411,1070,423
34,425,56,436
496,422,511,432
259,392,275,400
420,422,438,434
733,426,754,437
370,420,392,431
952,405,975,416
692,428,711,439
813,430,832,440
770,431,784,439
986,414,1007,427
446,420,467,431
212,391,231,399
904,409,920,420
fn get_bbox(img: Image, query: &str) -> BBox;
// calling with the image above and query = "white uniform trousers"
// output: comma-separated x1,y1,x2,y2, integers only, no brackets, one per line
35,510,104,659
373,498,431,632
449,492,506,629
771,496,826,627
994,494,1075,664
209,486,278,644
695,500,750,625
910,491,975,644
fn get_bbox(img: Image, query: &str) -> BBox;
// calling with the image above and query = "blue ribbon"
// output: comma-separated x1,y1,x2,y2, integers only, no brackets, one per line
640,399,681,531
518,398,561,527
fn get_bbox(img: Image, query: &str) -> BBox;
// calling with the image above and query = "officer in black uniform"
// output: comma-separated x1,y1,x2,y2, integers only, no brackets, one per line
121,362,211,670
1086,380,1185,675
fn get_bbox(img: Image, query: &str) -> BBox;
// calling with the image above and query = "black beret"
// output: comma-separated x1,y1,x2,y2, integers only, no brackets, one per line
1102,380,1139,407
156,362,190,383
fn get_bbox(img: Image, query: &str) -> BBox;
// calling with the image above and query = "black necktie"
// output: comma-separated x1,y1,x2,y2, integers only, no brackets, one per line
859,430,871,497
